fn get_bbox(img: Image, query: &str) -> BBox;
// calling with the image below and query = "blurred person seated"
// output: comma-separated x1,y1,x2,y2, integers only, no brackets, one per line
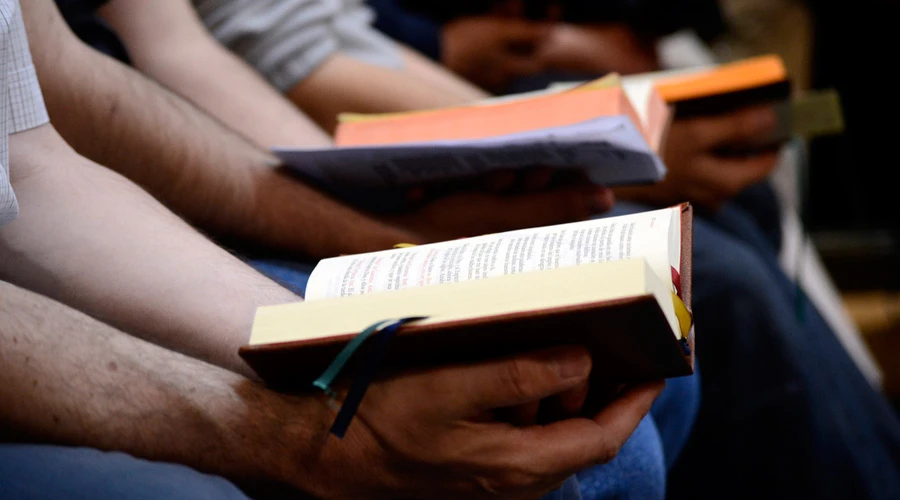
368,0,725,93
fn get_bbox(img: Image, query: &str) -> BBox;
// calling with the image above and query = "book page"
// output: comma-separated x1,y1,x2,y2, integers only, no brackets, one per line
253,259,677,345
274,117,664,192
305,206,680,301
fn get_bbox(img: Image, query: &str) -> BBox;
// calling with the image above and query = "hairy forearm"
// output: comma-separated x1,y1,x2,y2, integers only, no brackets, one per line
289,52,487,133
398,45,490,102
1,125,298,377
0,281,325,490
132,42,332,149
98,0,331,149
23,0,413,258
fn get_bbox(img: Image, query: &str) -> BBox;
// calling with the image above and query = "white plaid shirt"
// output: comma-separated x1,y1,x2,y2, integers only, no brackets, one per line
0,0,50,226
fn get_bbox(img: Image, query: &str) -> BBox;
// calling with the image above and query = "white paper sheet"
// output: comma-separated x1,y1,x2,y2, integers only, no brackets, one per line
305,206,680,301
273,116,666,192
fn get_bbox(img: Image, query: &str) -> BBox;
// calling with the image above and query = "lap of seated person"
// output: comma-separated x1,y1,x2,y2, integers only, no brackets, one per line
0,445,250,500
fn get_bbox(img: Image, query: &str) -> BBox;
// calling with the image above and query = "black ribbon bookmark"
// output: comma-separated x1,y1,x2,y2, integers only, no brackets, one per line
312,316,427,439
679,338,692,357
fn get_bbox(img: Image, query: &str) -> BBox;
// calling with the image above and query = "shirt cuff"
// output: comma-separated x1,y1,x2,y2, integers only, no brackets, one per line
8,65,50,134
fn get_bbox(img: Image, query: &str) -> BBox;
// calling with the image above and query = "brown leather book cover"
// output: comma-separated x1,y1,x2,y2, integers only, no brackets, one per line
240,205,695,395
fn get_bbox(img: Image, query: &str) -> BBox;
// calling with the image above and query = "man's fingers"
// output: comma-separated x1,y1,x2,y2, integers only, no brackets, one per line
495,185,613,227
701,151,779,202
501,19,553,45
521,167,555,192
688,104,779,149
397,182,613,242
479,170,518,193
503,400,542,426
515,167,591,193
590,186,616,213
447,346,592,413
591,381,665,434
531,379,590,424
405,186,426,204
506,381,664,475
500,55,547,79
556,380,591,417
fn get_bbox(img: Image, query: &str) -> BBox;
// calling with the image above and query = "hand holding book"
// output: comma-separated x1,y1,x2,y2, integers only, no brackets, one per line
616,103,781,210
382,181,614,243
272,54,838,218
273,73,670,209
280,344,663,499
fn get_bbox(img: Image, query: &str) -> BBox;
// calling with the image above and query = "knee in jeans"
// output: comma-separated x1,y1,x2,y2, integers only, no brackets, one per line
693,233,779,306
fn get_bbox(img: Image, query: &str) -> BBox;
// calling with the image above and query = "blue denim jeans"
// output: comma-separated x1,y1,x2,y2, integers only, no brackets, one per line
0,399,696,500
601,200,900,500
574,372,700,500
246,257,700,500
0,430,678,500
0,445,249,499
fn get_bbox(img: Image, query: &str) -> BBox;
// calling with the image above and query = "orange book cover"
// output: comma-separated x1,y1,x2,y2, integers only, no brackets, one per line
654,55,788,103
335,86,649,147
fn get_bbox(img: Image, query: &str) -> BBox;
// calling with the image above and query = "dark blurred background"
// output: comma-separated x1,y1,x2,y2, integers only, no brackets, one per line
805,1,900,291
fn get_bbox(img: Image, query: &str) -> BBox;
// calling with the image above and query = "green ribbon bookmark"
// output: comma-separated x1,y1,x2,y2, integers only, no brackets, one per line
313,319,397,398
313,316,427,438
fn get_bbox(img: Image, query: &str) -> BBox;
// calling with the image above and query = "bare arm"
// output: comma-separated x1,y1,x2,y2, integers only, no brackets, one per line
289,50,488,133
98,0,331,149
25,0,609,257
102,0,485,138
398,45,492,101
1,124,298,377
0,281,302,488
23,0,415,259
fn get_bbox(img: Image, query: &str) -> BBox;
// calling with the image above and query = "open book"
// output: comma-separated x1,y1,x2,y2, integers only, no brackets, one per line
273,75,671,203
241,204,695,392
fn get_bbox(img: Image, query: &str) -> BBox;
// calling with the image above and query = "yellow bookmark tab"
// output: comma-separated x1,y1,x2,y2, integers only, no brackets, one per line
393,243,418,248
671,292,693,340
